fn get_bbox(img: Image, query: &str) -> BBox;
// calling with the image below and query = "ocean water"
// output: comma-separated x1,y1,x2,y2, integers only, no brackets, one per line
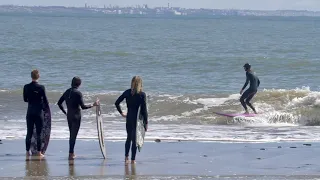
1,13,320,142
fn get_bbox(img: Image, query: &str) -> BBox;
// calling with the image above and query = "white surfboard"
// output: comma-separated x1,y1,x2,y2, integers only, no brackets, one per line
96,105,106,159
136,106,145,152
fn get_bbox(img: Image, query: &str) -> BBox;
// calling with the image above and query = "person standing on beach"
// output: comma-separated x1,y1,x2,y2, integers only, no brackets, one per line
23,69,49,157
240,63,260,114
115,76,148,164
57,77,99,160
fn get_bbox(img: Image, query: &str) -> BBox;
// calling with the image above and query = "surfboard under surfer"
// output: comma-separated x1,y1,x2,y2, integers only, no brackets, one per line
115,76,148,165
23,69,49,158
57,76,99,160
240,63,260,114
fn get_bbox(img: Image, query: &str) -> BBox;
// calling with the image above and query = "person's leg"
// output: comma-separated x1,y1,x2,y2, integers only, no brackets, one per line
245,91,257,113
240,90,250,113
131,126,137,164
25,114,34,156
68,114,81,160
125,123,132,164
34,112,44,156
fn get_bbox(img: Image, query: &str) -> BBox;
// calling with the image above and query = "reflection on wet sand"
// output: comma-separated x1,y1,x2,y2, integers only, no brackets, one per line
68,160,75,177
100,159,107,176
69,159,107,177
25,158,49,177
125,164,137,180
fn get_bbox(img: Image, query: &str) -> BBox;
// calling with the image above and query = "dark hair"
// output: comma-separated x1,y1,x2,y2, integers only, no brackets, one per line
243,63,251,70
31,69,40,80
71,76,81,88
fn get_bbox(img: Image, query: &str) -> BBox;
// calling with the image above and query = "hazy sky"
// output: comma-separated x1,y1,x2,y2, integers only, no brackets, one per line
1,0,320,11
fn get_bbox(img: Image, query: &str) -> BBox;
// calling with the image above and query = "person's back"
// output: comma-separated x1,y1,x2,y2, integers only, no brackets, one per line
121,89,147,124
62,88,83,114
246,71,260,91
24,81,47,114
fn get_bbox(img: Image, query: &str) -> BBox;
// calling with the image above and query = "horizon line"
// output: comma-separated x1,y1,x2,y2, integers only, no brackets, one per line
0,4,318,12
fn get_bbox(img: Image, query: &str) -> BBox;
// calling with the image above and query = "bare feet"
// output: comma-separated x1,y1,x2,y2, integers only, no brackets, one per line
26,151,31,160
253,110,258,114
37,152,45,158
125,157,130,164
131,160,136,164
68,153,76,160
31,152,45,158
244,110,249,114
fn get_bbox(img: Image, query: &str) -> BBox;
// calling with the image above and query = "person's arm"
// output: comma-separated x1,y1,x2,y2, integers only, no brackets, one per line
42,85,49,110
257,78,260,88
79,92,93,110
115,90,127,115
57,92,67,115
23,85,28,102
141,92,148,131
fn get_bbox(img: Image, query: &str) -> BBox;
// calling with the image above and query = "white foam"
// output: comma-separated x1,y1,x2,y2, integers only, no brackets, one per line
262,86,311,93
2,121,320,143
151,115,181,122
286,91,320,108
181,108,205,116
192,94,240,108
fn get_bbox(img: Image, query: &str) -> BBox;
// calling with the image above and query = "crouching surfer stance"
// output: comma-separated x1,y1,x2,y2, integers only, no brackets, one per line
115,76,148,164
240,63,260,114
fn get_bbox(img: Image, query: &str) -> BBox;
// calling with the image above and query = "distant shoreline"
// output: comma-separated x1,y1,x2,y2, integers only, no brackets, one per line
1,4,320,17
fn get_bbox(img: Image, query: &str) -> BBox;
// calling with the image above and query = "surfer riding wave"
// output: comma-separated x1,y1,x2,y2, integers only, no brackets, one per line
240,63,260,114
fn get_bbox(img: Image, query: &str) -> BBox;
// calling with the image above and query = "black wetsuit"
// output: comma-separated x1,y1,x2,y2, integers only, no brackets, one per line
240,71,260,111
115,89,148,161
23,81,49,152
57,87,93,154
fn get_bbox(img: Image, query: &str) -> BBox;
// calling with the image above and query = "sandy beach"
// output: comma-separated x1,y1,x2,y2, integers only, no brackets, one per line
1,139,320,179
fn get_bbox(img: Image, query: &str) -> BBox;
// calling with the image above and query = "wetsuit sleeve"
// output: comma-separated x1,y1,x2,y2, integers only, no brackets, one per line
141,92,148,125
257,78,260,87
242,72,249,90
23,85,28,102
79,92,92,110
57,92,67,115
115,90,127,114
42,85,49,109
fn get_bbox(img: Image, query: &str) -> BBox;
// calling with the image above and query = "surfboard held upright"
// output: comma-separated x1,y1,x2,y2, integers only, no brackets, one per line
96,104,106,159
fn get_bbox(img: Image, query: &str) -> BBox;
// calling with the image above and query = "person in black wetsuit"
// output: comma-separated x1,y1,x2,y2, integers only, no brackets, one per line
57,77,99,160
240,63,260,114
115,76,148,164
23,69,49,157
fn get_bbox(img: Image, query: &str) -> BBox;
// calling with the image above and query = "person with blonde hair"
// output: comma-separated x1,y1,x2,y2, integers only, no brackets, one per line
115,76,148,164
23,69,49,158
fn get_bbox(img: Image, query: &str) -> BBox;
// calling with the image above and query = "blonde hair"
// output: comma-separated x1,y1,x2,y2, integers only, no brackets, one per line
131,76,143,95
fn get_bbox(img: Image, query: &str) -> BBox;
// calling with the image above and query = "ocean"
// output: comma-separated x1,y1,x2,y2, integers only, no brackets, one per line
1,13,320,142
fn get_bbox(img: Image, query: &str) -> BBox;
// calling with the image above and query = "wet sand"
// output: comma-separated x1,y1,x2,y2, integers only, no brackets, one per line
1,139,320,179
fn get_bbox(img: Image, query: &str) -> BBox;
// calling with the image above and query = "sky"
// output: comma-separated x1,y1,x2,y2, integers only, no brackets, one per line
1,0,320,11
